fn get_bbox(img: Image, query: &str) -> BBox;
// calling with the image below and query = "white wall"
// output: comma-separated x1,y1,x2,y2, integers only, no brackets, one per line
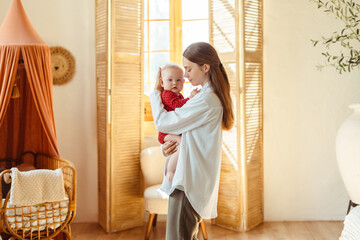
0,0,97,223
264,0,360,220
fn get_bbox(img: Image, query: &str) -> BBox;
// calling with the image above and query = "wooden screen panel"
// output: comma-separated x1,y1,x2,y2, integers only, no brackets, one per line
96,0,143,232
110,0,143,232
210,0,242,231
210,0,263,232
95,0,109,231
243,0,263,229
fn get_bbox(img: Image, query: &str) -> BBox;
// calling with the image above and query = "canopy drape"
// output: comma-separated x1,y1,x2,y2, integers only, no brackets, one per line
0,0,59,159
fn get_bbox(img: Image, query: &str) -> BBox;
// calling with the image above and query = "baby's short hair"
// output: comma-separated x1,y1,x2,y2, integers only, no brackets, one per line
161,63,184,74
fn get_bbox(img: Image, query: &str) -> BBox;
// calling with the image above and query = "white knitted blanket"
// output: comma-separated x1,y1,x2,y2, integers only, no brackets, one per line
3,198,69,232
9,168,66,206
340,206,360,240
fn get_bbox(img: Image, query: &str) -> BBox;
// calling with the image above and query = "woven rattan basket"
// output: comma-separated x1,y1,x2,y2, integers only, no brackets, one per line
0,153,76,240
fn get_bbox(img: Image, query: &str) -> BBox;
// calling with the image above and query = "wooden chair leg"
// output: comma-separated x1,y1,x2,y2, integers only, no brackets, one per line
200,220,208,240
152,214,158,227
145,213,155,240
62,229,72,240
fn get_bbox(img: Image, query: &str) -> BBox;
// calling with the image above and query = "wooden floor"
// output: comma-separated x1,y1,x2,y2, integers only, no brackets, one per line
71,221,343,240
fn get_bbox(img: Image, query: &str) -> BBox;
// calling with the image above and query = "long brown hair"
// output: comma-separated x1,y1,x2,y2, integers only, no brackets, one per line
183,42,234,130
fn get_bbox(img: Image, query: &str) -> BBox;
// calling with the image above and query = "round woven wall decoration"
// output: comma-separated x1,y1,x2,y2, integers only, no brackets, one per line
50,46,76,85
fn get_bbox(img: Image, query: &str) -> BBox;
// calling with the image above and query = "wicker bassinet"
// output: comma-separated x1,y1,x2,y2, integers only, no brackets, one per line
0,152,76,240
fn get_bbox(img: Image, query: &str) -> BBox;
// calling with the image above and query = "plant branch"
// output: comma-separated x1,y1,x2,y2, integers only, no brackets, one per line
310,0,360,73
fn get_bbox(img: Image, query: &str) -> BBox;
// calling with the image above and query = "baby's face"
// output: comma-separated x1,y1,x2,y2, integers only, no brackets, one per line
161,67,185,94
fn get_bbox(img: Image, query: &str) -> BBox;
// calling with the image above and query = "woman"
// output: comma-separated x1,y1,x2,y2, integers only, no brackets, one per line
150,42,234,240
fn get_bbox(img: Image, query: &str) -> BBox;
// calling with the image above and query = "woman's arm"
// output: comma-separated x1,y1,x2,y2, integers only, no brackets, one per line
150,90,212,134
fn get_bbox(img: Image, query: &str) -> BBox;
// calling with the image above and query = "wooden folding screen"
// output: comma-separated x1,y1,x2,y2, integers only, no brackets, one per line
210,0,264,231
96,0,143,232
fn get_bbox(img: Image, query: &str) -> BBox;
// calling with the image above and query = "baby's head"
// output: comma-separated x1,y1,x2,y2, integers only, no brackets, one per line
160,63,185,94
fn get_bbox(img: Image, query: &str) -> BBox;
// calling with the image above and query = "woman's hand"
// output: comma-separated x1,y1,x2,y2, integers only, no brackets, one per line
163,141,178,156
154,67,164,92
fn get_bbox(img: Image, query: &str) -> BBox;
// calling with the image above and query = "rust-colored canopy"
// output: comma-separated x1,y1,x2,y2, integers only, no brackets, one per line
0,0,59,159
0,0,46,45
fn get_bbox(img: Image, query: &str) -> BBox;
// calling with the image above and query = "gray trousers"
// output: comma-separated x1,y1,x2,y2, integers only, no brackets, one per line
166,189,202,240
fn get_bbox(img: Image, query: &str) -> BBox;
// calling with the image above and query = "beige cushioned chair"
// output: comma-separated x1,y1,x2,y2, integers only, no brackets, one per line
140,146,208,240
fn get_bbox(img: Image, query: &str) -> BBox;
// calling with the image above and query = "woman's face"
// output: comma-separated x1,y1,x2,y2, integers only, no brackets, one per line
183,57,209,87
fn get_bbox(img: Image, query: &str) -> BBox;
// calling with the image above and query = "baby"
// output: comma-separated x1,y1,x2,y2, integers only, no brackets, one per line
157,63,198,181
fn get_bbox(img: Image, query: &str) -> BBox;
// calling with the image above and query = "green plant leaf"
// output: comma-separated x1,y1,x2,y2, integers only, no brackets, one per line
311,0,360,73
349,8,356,16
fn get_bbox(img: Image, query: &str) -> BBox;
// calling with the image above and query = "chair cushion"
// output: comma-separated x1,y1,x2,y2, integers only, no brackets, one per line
144,184,168,215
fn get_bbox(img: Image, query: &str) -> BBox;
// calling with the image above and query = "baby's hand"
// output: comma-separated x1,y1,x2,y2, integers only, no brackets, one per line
189,89,199,99
154,67,164,92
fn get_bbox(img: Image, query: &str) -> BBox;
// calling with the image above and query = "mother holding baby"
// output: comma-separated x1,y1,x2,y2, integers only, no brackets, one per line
150,42,234,240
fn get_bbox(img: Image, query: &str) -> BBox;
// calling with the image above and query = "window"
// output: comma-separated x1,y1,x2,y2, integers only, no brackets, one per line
143,0,209,97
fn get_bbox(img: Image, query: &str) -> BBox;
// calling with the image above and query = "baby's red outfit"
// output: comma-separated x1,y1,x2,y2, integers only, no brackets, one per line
158,90,189,144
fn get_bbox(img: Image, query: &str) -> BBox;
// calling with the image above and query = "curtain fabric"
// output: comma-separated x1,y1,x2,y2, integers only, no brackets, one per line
0,45,59,159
